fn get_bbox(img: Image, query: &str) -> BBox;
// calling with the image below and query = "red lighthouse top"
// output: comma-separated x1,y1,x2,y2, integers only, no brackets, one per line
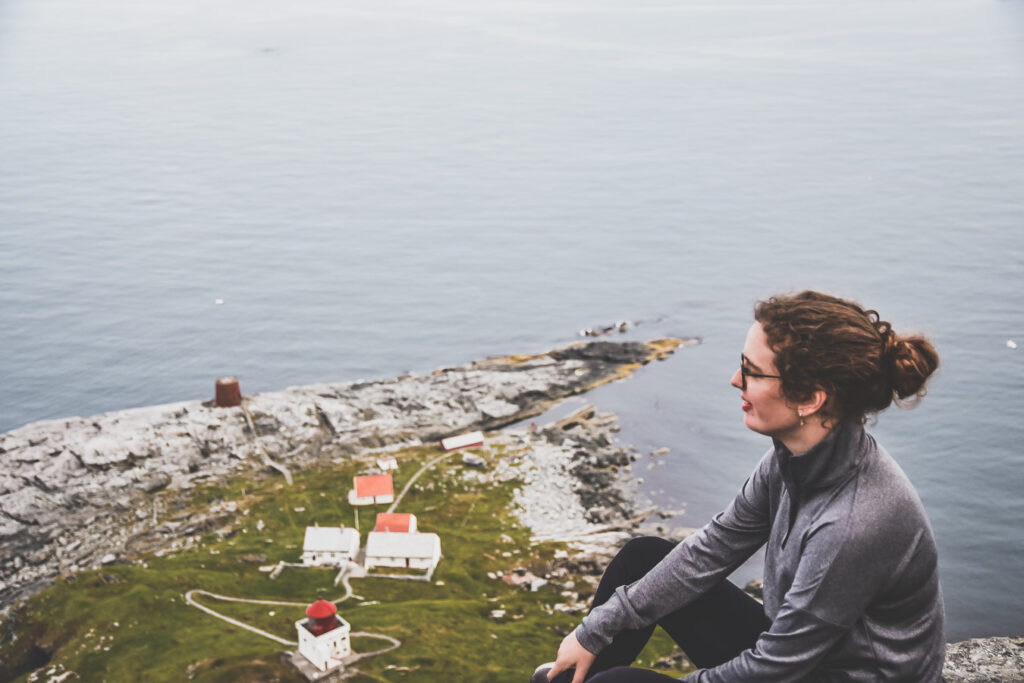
305,597,341,636
306,598,337,620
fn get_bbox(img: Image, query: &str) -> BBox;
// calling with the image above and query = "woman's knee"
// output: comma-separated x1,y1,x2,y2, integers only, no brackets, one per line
616,536,676,564
610,536,676,578
592,536,678,609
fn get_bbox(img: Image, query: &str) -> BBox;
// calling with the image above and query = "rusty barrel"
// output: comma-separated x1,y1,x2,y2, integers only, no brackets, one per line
215,376,241,407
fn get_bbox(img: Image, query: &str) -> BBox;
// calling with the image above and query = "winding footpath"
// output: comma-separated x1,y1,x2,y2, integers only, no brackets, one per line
385,450,456,513
183,574,399,660
183,590,309,646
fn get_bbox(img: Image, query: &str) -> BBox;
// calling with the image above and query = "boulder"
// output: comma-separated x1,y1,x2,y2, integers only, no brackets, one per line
942,636,1024,682
462,453,485,468
79,436,132,467
136,472,172,494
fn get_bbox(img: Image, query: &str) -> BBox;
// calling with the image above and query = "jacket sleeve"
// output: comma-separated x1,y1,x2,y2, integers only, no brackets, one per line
684,509,906,682
574,450,775,654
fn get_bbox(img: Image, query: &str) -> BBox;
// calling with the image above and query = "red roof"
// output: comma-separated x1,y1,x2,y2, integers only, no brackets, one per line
374,513,413,533
354,474,394,498
306,598,337,619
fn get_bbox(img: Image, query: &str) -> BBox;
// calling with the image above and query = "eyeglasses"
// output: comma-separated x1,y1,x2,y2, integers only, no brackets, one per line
740,355,782,391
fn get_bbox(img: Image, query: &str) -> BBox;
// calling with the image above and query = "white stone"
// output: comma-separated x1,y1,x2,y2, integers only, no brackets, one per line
79,436,132,466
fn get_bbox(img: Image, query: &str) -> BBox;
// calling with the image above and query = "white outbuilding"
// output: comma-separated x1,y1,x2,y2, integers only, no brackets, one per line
440,430,484,451
364,531,441,572
301,526,360,567
376,455,398,471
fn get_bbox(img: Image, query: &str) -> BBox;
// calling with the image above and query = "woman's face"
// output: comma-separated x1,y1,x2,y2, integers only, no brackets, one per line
730,322,802,441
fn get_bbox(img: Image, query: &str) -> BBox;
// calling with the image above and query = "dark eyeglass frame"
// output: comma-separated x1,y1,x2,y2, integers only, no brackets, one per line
740,354,782,391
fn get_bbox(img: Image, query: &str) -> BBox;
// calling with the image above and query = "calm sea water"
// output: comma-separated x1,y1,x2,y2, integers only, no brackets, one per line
2,0,1022,641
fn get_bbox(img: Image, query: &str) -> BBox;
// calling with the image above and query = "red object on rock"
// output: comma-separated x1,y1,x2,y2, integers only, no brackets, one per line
305,597,340,635
215,376,241,407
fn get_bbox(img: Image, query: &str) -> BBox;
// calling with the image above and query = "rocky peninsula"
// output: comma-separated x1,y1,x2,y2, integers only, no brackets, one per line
0,338,686,611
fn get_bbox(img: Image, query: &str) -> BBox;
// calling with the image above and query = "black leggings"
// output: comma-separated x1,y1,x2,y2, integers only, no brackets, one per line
583,537,769,682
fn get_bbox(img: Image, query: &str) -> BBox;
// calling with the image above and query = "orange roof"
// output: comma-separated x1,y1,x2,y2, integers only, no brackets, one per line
374,513,413,533
354,473,394,498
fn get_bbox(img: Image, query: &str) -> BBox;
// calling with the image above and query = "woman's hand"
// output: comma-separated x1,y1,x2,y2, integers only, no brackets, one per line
547,630,597,683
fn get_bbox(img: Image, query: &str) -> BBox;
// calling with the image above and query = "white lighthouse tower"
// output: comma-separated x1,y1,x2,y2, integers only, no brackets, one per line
296,597,352,673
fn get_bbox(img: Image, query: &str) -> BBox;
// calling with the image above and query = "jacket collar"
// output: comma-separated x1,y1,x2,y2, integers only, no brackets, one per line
773,420,871,491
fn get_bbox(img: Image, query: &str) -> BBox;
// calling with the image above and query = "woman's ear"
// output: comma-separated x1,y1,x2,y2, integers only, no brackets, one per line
801,388,828,417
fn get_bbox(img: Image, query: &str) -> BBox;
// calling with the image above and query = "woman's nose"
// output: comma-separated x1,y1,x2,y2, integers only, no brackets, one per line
730,368,743,389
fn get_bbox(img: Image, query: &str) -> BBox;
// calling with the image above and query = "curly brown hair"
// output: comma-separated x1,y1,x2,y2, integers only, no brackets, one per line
754,291,939,424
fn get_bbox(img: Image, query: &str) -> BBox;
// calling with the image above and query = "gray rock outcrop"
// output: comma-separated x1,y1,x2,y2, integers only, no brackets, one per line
942,636,1024,682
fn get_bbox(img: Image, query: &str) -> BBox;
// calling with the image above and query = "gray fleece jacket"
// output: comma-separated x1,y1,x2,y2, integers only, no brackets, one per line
575,422,945,681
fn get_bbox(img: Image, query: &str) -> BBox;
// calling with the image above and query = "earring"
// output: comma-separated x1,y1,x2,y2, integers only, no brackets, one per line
797,410,805,427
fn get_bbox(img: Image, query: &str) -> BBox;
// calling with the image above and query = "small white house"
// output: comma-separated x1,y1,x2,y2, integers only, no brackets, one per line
296,598,351,673
376,455,398,471
440,431,484,451
301,526,360,567
364,531,441,571
347,474,395,506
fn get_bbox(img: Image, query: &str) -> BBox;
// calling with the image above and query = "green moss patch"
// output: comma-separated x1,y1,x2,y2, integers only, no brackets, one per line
1,444,692,682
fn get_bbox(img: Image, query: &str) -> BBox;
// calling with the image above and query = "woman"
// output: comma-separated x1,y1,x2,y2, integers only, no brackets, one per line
534,291,945,682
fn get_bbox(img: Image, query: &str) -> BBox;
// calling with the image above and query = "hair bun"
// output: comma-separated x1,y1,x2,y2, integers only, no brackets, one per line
887,334,940,401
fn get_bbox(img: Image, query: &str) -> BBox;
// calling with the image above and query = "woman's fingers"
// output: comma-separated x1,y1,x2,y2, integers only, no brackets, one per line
546,661,569,681
571,660,592,683
548,631,595,683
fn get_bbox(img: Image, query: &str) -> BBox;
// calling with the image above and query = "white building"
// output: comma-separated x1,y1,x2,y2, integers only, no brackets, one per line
296,598,351,673
376,455,398,471
440,430,484,451
364,531,441,571
301,526,360,567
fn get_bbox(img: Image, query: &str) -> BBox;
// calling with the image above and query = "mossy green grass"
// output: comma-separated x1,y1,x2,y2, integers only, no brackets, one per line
1,444,692,682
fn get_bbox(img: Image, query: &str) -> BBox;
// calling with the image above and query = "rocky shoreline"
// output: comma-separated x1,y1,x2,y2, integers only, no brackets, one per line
0,338,689,611
492,406,659,567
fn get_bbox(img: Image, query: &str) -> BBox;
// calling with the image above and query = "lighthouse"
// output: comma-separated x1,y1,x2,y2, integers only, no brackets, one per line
296,597,352,672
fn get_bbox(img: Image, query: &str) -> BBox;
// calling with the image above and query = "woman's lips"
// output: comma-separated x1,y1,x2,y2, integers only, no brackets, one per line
742,399,752,412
